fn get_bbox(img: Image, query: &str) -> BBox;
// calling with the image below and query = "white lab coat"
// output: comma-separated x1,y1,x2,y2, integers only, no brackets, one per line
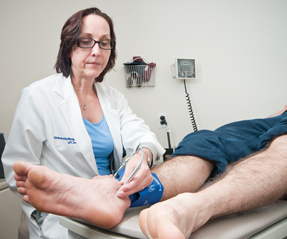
3,73,165,239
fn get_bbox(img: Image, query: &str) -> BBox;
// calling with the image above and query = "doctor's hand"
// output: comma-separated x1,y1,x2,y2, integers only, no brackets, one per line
116,148,153,199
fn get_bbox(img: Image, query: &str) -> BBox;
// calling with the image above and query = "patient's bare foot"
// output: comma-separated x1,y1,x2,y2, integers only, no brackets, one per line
13,161,131,229
139,193,212,239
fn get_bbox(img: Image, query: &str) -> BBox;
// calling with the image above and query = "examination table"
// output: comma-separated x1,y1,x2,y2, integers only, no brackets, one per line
18,198,287,239
58,199,287,239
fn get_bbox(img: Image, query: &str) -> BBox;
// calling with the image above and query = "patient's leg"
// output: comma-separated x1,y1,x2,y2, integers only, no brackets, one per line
139,135,287,239
152,155,215,201
13,161,130,229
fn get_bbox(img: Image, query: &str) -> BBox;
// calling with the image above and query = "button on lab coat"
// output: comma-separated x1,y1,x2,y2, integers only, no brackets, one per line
2,73,164,238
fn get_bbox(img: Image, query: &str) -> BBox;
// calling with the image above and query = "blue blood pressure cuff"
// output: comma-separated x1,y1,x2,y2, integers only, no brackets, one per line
129,173,163,207
115,168,164,208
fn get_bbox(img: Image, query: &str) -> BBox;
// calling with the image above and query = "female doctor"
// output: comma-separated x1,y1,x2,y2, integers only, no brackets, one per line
2,7,164,239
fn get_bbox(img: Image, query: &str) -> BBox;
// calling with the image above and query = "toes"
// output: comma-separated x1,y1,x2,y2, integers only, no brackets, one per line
16,180,26,188
18,187,27,195
13,161,33,176
23,195,32,204
14,174,27,181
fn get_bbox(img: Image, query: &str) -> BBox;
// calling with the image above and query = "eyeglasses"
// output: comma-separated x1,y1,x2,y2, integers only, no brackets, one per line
77,37,115,50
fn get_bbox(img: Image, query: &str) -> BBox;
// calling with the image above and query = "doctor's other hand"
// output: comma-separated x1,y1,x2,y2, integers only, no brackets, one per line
117,149,153,198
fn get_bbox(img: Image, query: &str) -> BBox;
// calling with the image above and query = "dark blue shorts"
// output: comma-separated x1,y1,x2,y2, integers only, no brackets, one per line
172,112,287,176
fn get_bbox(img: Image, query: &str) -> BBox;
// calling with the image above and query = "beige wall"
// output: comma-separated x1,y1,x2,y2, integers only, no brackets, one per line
1,0,287,148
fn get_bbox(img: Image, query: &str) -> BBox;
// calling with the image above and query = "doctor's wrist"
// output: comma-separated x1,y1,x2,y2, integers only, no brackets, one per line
134,147,153,168
136,142,157,167
142,148,153,168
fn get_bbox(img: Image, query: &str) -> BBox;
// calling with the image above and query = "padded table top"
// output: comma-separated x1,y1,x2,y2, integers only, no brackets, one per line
60,200,287,239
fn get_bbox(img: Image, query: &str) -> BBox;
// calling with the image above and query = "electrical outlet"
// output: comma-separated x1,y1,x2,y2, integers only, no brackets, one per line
158,113,167,128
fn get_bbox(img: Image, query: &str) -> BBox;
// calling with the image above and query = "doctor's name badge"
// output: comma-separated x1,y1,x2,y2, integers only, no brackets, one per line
54,136,76,144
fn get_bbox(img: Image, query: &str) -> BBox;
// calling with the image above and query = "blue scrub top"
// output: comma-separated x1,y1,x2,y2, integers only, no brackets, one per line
83,115,114,175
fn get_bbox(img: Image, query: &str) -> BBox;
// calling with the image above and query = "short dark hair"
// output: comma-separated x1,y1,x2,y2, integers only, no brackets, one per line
54,7,116,82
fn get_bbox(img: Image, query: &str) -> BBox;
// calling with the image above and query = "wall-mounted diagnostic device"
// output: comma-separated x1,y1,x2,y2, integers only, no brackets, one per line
171,58,198,132
172,58,196,79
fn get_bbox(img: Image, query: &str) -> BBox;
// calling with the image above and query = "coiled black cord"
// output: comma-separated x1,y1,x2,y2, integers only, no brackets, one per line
183,79,198,132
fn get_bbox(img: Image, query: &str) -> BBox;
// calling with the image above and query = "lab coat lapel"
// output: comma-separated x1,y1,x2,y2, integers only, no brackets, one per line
54,75,98,174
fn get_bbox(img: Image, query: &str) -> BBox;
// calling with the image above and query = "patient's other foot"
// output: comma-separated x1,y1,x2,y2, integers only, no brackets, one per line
13,161,131,229
139,193,212,239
